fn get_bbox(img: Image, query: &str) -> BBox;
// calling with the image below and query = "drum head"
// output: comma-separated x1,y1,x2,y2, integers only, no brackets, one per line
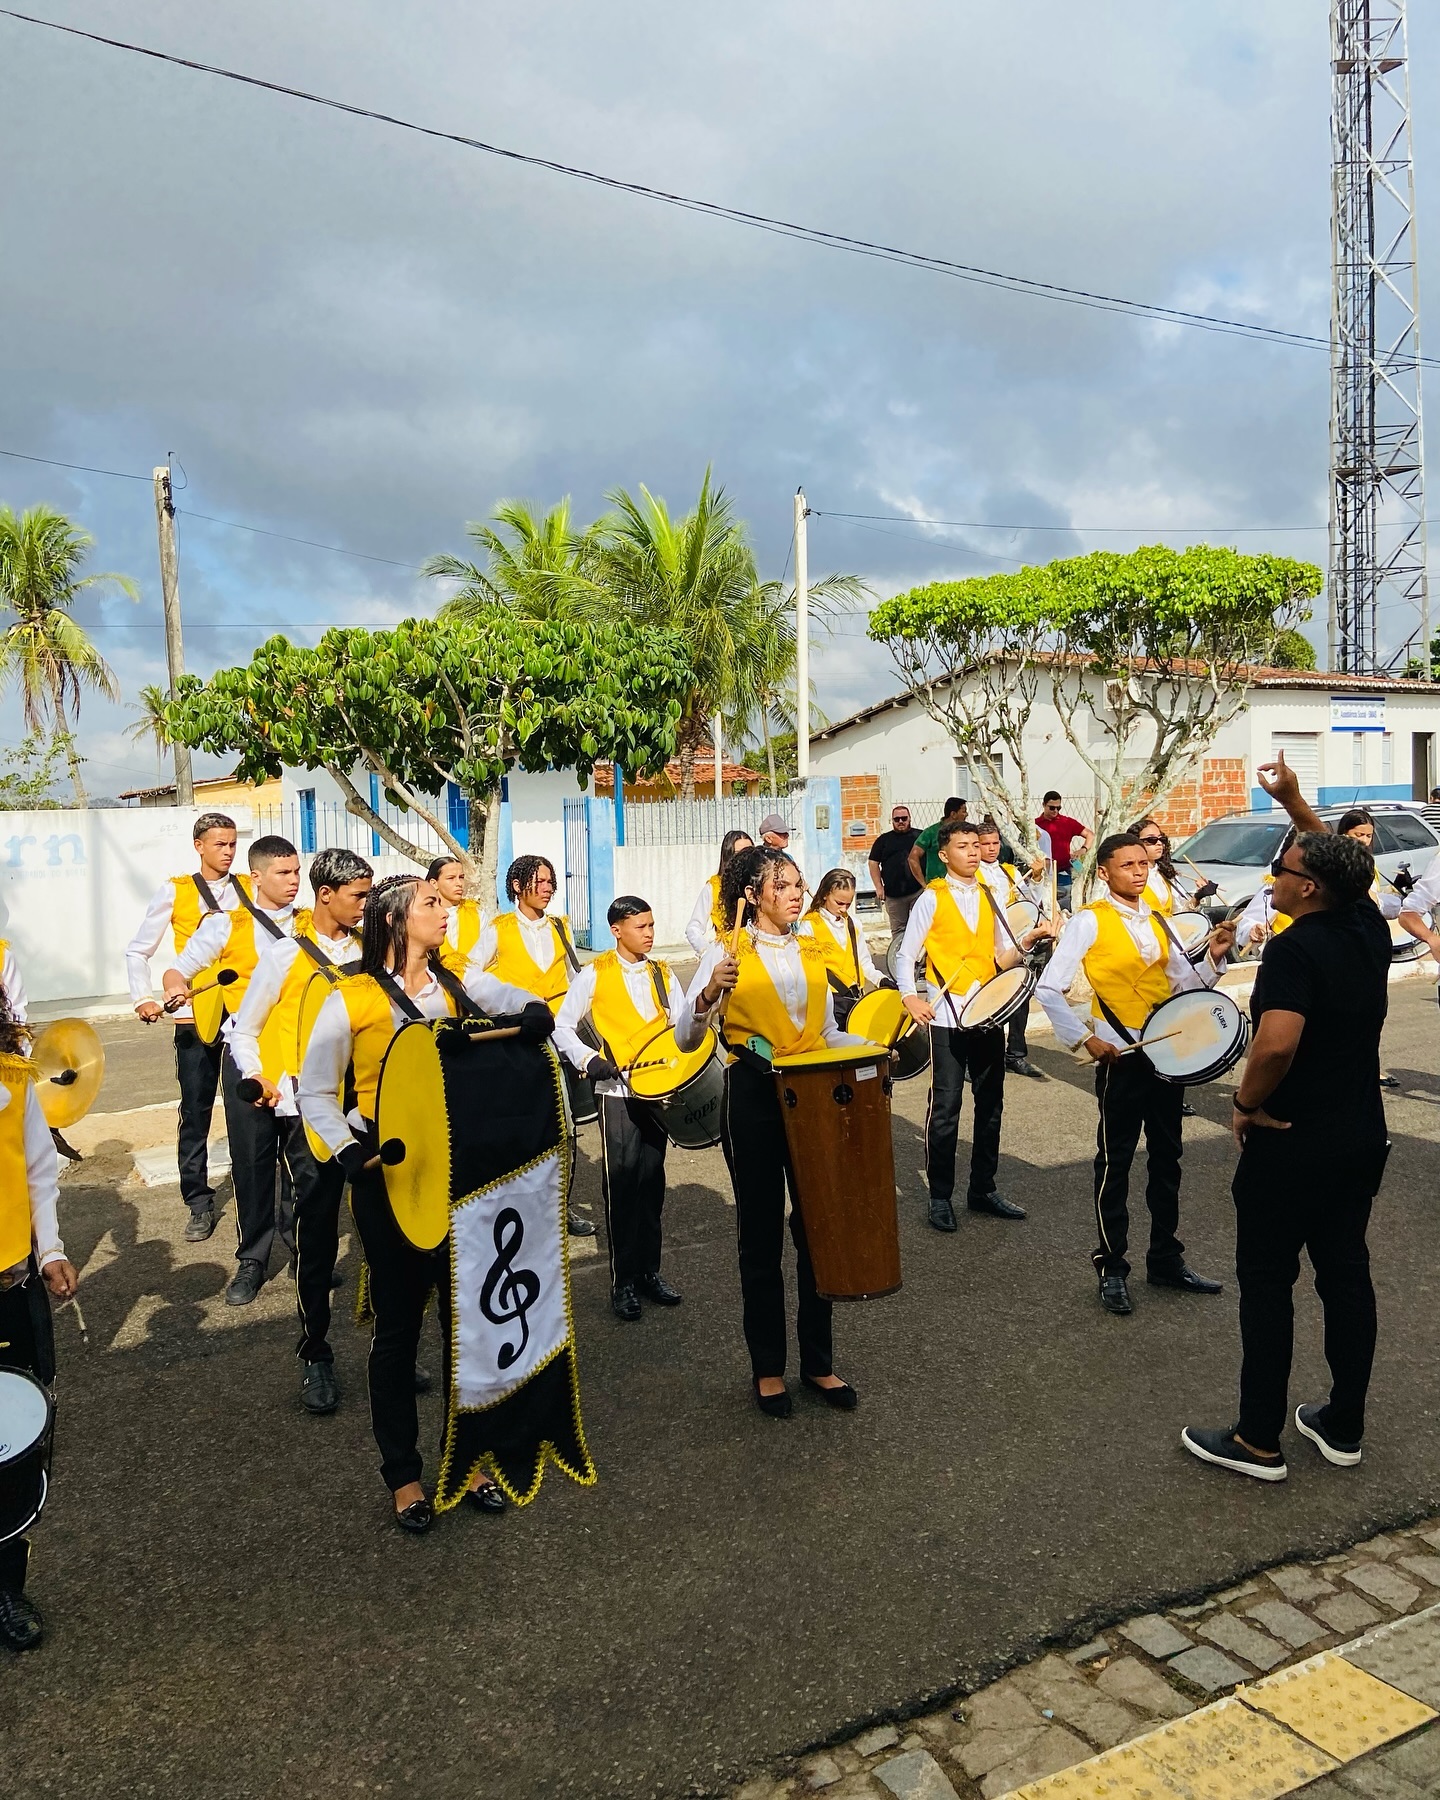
1168,911,1211,953
192,970,228,1046
375,1021,451,1251
957,966,1035,1031
297,971,343,1163
627,1027,717,1100
1142,991,1248,1084
0,1368,51,1467
848,988,905,1049
1006,900,1041,937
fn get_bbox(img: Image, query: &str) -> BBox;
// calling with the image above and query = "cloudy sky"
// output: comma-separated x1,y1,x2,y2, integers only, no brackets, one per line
2,1,1435,794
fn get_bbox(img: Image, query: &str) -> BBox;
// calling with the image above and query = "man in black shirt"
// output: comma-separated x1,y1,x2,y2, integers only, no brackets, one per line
868,806,922,953
1184,758,1389,1482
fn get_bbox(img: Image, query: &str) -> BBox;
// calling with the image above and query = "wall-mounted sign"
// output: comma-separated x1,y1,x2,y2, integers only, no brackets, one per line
1330,695,1386,733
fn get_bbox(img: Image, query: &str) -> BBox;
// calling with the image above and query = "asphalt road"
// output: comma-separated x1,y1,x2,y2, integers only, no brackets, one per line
6,985,1440,1799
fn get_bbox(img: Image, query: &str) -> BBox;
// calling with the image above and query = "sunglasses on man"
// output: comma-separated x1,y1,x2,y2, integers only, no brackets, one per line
1270,852,1310,881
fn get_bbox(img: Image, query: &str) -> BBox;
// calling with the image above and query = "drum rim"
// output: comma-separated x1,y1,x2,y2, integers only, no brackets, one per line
0,1468,47,1544
1142,990,1249,1085
0,1367,53,1472
771,1047,892,1073
626,1024,719,1101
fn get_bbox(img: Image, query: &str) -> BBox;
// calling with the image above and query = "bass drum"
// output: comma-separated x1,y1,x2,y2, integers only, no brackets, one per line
191,965,229,1046
0,1367,53,1545
773,1045,900,1302
297,968,346,1163
847,987,931,1082
1139,989,1249,1086
626,1026,724,1150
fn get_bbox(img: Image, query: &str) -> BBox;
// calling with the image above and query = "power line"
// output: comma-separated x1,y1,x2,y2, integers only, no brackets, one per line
0,7,1398,362
0,446,153,482
813,507,1335,536
180,509,419,569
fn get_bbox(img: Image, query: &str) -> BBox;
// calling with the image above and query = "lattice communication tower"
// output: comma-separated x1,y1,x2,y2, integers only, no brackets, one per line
1328,0,1429,674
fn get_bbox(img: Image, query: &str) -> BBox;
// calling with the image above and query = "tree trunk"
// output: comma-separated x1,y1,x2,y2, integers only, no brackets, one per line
62,734,86,807
327,763,461,869
677,712,700,801
763,709,776,794
467,789,503,912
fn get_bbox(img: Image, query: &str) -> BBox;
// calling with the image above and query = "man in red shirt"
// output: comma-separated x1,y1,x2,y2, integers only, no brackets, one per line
1035,791,1091,909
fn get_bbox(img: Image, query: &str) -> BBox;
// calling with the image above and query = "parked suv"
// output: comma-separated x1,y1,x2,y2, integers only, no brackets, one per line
1175,803,1439,925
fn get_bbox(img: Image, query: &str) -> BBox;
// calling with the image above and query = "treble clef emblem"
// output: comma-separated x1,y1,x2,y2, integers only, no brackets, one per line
479,1207,540,1370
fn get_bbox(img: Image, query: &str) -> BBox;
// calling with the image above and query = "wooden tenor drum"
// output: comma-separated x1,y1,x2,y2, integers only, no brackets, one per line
773,1045,900,1302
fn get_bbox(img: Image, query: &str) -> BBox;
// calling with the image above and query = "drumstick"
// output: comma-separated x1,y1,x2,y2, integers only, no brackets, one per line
67,1292,89,1348
893,955,971,1047
163,968,239,1013
1071,1024,1188,1065
1182,856,1224,902
712,906,747,1028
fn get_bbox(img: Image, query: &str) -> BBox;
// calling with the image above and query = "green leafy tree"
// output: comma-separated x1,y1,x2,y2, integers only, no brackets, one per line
0,505,137,805
126,682,173,782
423,499,602,622
0,732,68,809
1269,627,1318,671
871,545,1321,855
166,610,689,905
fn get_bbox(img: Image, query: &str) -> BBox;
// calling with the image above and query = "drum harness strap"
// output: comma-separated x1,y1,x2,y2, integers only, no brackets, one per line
820,915,864,1000
233,881,292,945
293,926,360,978
192,872,227,915
551,918,583,977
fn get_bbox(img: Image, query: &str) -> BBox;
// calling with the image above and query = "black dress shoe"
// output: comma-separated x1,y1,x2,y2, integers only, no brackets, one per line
300,1361,340,1414
1148,1264,1223,1295
394,1498,434,1534
1379,1074,1400,1090
1181,1101,1198,1117
413,1366,433,1394
225,1259,266,1306
637,1271,682,1306
801,1374,859,1411
968,1191,1027,1220
753,1379,792,1418
567,1210,597,1237
1005,1054,1045,1080
928,1197,958,1232
1099,1273,1133,1315
611,1283,642,1321
464,1480,509,1513
184,1208,217,1243
0,1589,43,1651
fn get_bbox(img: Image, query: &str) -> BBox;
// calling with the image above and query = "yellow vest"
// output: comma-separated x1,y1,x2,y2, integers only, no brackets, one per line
1082,901,1172,1032
804,911,864,988
338,973,459,1120
721,936,829,1057
589,951,669,1066
1143,870,1176,915
439,898,484,976
256,914,357,1085
923,878,998,995
0,1059,33,1270
170,872,253,952
217,894,291,1013
1260,875,1293,936
486,911,571,1013
982,861,1020,907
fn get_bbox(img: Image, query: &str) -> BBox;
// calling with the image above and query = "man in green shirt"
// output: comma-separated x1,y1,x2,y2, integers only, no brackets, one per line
907,797,967,887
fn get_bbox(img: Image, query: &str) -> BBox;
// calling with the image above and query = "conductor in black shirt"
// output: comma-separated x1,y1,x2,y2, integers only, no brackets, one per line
1184,756,1390,1482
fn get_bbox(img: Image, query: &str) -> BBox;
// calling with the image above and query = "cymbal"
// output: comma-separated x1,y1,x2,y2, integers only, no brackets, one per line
32,1018,106,1129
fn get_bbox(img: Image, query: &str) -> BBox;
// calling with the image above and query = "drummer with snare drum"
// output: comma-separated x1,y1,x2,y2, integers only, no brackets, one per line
897,819,1052,1233
554,896,688,1324
977,820,1049,1080
1035,831,1234,1318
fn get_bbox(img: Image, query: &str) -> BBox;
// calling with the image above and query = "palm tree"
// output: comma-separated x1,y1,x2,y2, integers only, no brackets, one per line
0,506,136,805
127,683,174,783
423,498,601,622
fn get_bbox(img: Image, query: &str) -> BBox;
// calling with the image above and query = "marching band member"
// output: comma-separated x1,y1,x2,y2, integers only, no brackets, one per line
0,991,76,1653
683,830,754,956
1132,817,1220,917
554,896,687,1322
162,836,302,1306
125,812,248,1240
897,819,1048,1231
1036,832,1234,1316
680,846,865,1418
428,855,484,976
797,868,883,1005
977,821,1047,1080
227,849,371,1412
296,875,550,1532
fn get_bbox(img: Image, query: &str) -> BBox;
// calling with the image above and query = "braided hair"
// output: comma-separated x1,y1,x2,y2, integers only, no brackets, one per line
359,874,424,977
505,854,557,907
720,844,799,932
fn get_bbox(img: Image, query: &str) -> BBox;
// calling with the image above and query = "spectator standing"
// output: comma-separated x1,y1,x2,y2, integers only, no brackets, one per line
908,798,968,888
868,806,921,950
1035,791,1091,910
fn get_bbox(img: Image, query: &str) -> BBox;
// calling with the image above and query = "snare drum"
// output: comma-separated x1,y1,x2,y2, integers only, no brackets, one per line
1138,989,1249,1086
846,987,931,1081
0,1367,53,1544
955,965,1036,1032
1168,911,1212,957
1006,900,1042,939
773,1045,900,1301
626,1026,724,1149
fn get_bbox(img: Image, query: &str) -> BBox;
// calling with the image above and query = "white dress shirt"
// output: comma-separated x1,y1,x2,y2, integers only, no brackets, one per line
168,899,298,1042
797,908,882,988
678,932,867,1054
296,966,539,1156
126,872,244,1020
684,881,721,957
228,927,359,1115
1,1083,63,1272
468,911,568,979
554,955,687,1096
1036,893,1224,1051
895,876,1013,1028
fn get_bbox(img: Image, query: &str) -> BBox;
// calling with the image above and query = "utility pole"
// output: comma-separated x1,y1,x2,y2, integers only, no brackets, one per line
794,488,809,785
712,713,724,800
153,466,194,806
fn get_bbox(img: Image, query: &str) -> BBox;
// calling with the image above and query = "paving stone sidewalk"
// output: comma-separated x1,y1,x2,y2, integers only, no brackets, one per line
730,1520,1440,1800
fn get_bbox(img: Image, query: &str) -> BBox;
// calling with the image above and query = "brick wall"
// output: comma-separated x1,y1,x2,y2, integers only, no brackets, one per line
841,773,883,852
1146,757,1248,839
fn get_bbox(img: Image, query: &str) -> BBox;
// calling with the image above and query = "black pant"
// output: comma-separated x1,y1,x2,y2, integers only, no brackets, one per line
925,1024,1006,1203
1092,1054,1185,1277
289,1128,347,1364
1006,1001,1029,1060
174,1025,224,1212
221,1052,297,1268
1233,1135,1381,1453
598,1092,669,1290
0,1275,55,1595
719,1059,832,1382
350,1167,449,1491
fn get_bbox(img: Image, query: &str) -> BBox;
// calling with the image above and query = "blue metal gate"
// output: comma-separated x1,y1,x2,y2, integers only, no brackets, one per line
563,797,591,948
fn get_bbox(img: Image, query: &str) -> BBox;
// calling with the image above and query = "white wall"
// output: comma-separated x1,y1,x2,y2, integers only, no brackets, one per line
508,769,578,917
0,805,257,1005
615,842,716,948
